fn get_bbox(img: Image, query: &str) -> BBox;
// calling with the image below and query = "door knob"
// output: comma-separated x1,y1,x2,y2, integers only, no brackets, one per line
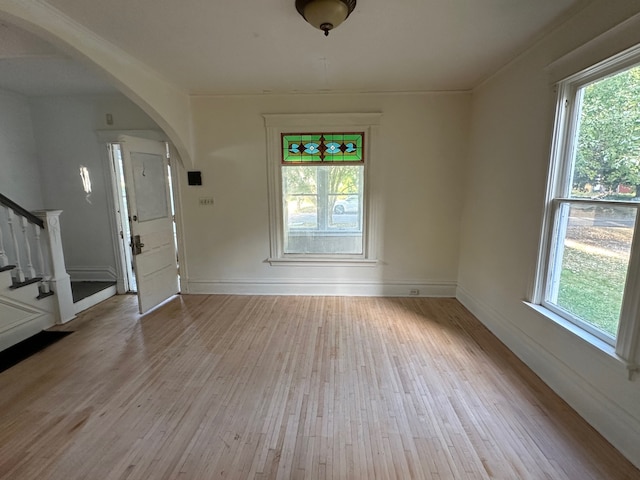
132,235,144,255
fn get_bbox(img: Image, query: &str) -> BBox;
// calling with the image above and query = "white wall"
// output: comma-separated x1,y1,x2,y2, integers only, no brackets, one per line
0,88,43,210
30,94,159,281
182,93,470,295
457,0,640,467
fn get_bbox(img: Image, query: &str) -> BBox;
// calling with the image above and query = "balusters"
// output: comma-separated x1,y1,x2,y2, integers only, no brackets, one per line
6,209,25,283
0,205,8,268
20,216,37,280
2,202,49,288
4,209,41,284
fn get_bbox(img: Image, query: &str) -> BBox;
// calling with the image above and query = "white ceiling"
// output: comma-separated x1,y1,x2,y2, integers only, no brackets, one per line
1,0,585,96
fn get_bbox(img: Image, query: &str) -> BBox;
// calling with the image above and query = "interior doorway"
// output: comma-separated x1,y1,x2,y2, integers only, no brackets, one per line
109,143,137,292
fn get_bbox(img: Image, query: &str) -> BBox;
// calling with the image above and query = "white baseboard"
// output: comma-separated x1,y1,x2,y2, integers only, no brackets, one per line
456,285,640,470
186,279,457,297
67,266,117,282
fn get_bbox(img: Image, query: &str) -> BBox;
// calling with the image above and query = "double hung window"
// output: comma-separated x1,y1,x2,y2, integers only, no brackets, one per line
536,49,640,364
264,113,381,264
281,133,364,255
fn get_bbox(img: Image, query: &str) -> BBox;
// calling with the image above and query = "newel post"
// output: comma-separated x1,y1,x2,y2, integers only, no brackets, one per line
33,210,75,324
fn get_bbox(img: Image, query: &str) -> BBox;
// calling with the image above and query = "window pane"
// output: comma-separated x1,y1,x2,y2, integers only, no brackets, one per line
285,195,318,230
570,65,640,199
282,165,363,254
329,194,362,230
547,203,636,338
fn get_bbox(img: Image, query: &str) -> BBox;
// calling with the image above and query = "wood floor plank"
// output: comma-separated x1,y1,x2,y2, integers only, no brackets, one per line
0,294,638,479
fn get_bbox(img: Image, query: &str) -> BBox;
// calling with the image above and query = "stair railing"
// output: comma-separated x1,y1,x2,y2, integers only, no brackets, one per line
0,193,45,287
0,193,74,323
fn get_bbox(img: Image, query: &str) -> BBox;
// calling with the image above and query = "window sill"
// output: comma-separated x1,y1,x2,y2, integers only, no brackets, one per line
523,302,638,378
267,257,378,267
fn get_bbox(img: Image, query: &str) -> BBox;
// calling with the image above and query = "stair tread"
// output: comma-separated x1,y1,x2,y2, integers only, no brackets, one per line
10,277,43,290
0,265,16,273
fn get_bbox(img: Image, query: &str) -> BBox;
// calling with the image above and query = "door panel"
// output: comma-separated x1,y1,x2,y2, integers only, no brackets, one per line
119,135,178,314
131,152,169,221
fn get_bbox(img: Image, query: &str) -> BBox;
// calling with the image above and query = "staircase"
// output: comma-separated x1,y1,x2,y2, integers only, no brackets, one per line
0,194,74,352
0,266,57,351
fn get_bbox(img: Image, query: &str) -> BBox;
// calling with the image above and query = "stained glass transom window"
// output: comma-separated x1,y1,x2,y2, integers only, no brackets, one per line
282,133,364,164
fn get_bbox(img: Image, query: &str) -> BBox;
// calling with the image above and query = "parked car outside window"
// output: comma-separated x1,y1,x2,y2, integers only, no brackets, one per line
333,195,359,214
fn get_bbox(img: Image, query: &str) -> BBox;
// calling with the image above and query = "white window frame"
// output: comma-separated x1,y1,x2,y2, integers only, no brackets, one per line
532,46,640,374
263,113,382,266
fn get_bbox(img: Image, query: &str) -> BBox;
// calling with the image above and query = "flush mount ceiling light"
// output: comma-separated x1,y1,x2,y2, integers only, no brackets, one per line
296,0,357,36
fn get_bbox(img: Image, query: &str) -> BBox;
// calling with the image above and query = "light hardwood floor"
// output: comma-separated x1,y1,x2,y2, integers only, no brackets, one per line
0,295,637,479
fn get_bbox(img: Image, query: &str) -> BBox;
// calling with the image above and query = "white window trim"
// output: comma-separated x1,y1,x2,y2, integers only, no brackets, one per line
532,45,640,376
263,113,382,266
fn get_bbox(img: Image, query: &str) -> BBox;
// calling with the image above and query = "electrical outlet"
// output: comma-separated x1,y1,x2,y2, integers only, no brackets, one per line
409,289,420,295
199,197,214,206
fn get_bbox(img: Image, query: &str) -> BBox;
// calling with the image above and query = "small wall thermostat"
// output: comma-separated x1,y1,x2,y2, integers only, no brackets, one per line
187,171,202,186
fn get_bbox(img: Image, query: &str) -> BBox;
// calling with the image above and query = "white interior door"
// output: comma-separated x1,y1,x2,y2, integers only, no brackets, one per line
119,135,178,313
